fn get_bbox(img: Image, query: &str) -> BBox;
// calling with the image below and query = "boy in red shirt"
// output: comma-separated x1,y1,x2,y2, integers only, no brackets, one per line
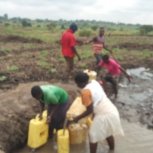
61,23,81,79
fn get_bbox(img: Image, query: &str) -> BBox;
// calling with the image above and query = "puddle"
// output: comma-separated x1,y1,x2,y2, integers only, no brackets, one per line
118,67,153,105
127,67,153,80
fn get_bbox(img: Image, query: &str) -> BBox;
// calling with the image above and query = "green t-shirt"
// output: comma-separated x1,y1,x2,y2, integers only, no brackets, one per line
40,85,68,104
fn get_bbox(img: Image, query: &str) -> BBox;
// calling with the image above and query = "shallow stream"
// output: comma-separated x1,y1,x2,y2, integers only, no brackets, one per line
15,67,153,153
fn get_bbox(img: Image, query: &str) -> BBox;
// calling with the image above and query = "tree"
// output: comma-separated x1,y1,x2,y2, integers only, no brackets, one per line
139,25,153,35
46,22,57,31
4,13,8,20
21,19,32,27
91,25,98,31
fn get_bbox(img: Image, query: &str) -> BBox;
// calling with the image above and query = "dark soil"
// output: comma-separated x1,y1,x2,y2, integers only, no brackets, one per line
0,34,153,153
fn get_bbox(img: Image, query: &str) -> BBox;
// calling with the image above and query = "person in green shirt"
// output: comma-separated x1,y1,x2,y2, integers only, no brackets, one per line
31,84,70,138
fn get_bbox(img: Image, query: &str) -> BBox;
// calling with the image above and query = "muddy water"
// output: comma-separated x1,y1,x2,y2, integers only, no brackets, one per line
15,67,153,153
15,120,153,153
117,67,153,106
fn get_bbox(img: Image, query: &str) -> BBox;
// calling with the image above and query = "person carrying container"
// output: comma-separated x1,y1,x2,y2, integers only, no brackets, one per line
71,71,124,153
31,84,70,138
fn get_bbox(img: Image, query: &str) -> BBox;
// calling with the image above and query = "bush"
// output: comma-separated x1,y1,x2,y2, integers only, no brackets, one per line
46,23,57,31
139,25,153,35
21,19,32,27
91,26,98,31
79,29,93,37
4,23,10,26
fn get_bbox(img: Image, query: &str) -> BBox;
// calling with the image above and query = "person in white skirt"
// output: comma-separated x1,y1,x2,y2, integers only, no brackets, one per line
73,71,124,153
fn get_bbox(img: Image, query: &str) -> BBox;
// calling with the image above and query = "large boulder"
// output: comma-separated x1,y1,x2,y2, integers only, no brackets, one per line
0,81,77,153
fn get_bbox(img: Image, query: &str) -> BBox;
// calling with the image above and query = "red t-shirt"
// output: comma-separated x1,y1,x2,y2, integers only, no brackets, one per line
61,29,76,58
99,58,121,76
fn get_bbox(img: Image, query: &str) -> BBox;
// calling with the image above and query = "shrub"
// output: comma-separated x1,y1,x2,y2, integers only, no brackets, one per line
139,25,153,35
79,29,93,37
21,19,32,27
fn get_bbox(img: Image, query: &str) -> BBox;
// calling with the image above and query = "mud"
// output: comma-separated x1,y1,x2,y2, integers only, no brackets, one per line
115,68,153,128
14,67,153,153
0,34,153,91
0,35,44,43
0,34,153,153
114,42,153,50
0,68,152,153
0,81,78,153
15,120,153,153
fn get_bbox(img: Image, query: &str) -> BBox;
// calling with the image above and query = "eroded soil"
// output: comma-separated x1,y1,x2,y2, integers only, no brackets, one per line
0,35,153,153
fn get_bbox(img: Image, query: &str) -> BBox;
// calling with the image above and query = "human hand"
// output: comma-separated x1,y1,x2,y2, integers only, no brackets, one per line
72,116,79,123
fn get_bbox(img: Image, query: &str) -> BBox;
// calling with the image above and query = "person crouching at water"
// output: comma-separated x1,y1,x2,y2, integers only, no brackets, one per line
98,54,132,98
31,84,70,138
72,72,124,153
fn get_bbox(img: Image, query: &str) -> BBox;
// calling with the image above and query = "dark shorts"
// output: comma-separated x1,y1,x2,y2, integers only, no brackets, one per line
50,99,70,131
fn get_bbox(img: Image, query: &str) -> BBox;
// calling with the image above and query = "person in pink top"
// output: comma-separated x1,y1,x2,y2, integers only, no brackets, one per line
98,54,131,98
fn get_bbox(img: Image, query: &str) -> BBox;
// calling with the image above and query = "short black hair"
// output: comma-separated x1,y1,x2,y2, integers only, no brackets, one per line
102,54,109,61
93,37,98,42
74,71,89,84
31,86,42,98
69,23,78,32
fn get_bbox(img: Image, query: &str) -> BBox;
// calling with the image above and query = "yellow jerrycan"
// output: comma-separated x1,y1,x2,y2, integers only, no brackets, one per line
68,123,87,144
67,97,86,122
27,110,49,149
86,117,93,127
57,129,69,153
67,97,91,124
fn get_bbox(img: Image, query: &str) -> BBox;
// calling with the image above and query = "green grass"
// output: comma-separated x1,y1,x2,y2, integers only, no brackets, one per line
37,50,50,70
7,65,19,72
0,23,153,73
0,25,62,43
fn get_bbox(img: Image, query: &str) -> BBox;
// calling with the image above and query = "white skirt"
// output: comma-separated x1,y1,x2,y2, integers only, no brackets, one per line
89,98,124,143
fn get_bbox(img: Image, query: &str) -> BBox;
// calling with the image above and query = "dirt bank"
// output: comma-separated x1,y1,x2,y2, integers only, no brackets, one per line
0,34,153,153
0,68,153,153
0,81,78,153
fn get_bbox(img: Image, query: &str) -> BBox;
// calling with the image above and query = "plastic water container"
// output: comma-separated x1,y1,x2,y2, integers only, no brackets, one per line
57,129,69,153
67,97,86,119
86,117,93,127
84,69,97,80
68,123,87,144
27,111,49,149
